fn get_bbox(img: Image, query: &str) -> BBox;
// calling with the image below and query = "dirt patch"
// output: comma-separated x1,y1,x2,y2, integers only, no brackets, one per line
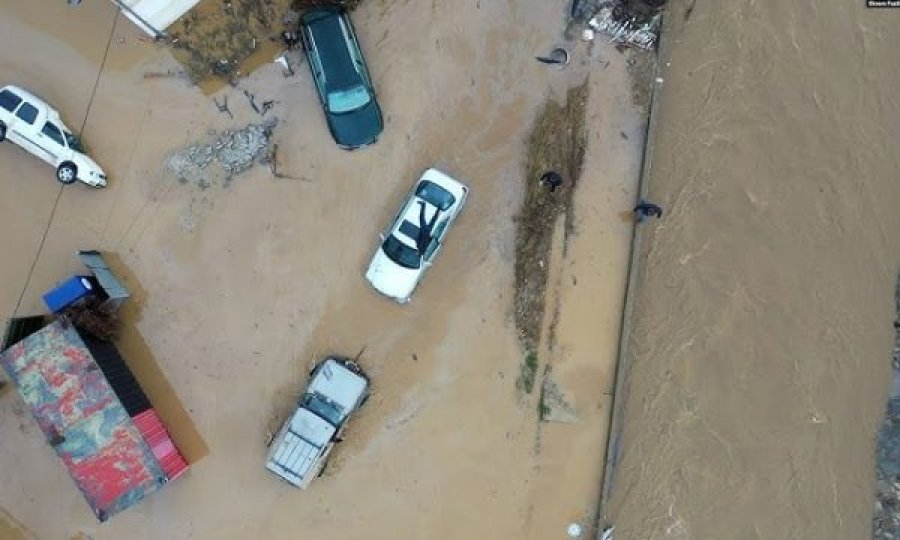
516,350,539,395
167,0,291,83
167,0,366,84
0,508,31,540
538,366,578,423
513,82,589,367
625,49,655,111
166,120,277,189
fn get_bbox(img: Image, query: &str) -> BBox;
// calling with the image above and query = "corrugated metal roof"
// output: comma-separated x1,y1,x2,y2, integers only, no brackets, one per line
0,321,166,521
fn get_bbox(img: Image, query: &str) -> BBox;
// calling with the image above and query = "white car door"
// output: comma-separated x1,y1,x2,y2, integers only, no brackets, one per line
35,121,68,165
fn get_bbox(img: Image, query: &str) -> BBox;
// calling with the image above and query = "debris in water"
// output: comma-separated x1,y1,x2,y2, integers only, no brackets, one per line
514,82,588,357
265,143,310,182
535,48,570,67
538,369,578,423
275,54,295,77
589,4,661,50
244,89,261,115
166,120,277,188
213,96,234,119
567,522,583,538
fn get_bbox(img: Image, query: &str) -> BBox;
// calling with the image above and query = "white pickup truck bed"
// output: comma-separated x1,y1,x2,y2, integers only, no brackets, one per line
265,409,335,488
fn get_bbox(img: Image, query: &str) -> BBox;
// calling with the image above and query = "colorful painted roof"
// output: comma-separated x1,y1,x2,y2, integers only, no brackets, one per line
0,321,166,521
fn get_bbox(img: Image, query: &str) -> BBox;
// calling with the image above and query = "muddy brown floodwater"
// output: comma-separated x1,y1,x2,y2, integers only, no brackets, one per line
0,1,647,539
605,0,900,538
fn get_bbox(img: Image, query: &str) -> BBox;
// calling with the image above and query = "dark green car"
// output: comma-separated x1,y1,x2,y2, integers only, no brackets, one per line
300,8,384,150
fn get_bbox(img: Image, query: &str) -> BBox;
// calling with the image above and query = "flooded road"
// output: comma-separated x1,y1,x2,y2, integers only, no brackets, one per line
606,0,900,538
0,1,646,539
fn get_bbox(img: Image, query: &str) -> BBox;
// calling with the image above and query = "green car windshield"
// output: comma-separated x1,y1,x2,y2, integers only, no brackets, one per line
327,85,371,114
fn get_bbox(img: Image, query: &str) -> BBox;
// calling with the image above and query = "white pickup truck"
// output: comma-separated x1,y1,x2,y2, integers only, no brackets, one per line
0,85,107,187
265,357,369,488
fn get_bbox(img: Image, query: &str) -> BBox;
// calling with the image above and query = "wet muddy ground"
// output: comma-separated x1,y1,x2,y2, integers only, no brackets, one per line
0,1,647,538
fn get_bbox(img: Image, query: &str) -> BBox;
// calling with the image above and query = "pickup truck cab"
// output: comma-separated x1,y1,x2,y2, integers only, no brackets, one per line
265,357,369,488
0,85,107,187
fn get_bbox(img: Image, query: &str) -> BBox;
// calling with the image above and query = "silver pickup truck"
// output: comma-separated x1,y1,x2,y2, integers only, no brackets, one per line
265,357,369,488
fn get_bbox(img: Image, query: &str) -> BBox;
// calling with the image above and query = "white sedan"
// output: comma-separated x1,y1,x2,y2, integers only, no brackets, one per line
365,168,468,303
0,85,107,187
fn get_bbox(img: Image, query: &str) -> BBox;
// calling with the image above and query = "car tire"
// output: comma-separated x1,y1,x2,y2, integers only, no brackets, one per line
0,123,6,142
56,162,77,185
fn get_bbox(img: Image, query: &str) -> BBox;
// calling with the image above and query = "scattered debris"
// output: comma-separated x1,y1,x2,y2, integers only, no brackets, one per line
588,3,661,50
244,89,261,115
62,297,122,342
166,120,277,188
166,1,284,83
213,96,234,119
567,522,584,538
538,368,578,423
142,70,187,80
570,0,595,21
275,54,295,77
167,0,368,84
517,350,540,395
281,30,300,49
600,526,615,540
265,143,310,182
625,45,656,110
535,48,570,67
514,82,588,359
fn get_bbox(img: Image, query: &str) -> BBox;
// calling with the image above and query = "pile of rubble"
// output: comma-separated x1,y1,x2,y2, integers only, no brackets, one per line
166,120,277,188
573,0,664,50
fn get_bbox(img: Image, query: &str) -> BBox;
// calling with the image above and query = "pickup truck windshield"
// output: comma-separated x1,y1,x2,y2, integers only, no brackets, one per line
327,85,370,114
303,393,344,427
382,234,422,269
